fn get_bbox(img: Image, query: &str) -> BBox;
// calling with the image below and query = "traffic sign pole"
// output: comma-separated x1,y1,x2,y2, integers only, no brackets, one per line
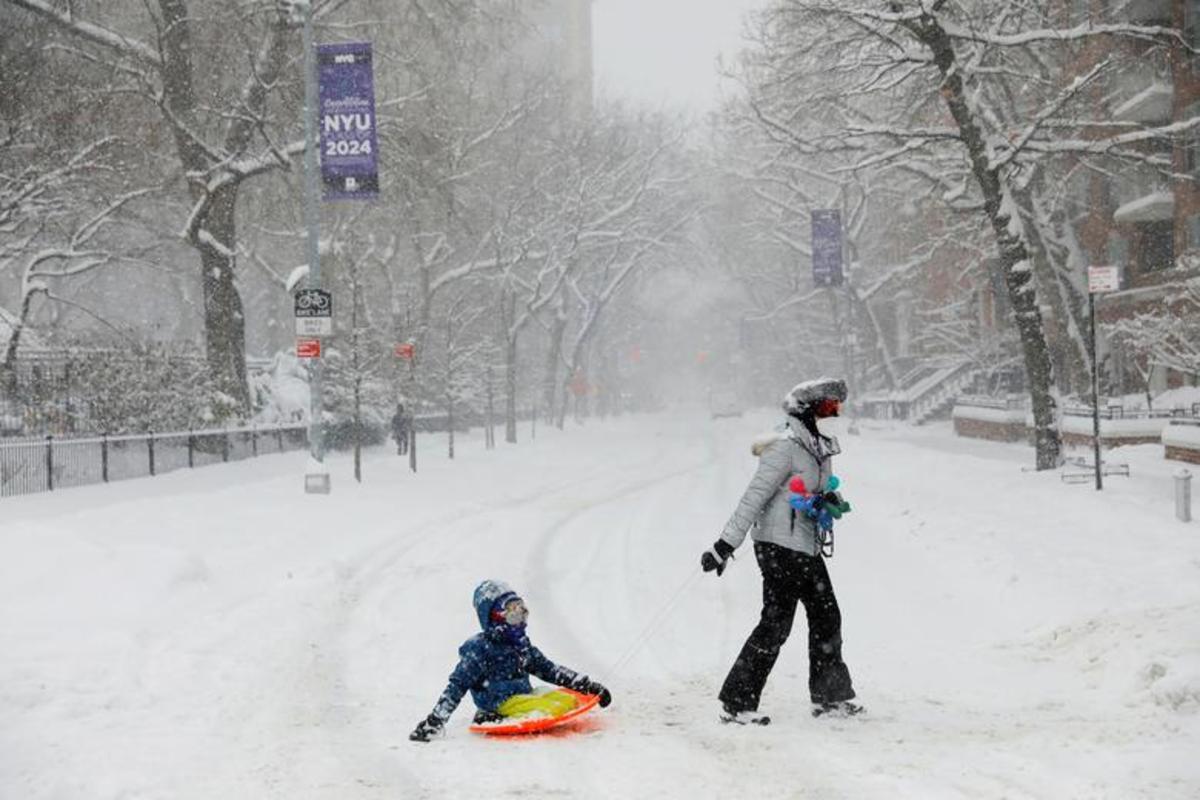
302,4,329,494
1086,266,1119,492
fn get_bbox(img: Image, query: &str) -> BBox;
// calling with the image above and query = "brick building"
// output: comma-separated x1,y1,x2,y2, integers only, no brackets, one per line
1073,0,1200,394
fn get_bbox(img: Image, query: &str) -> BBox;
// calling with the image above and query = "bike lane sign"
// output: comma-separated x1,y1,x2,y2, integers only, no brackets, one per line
295,289,333,336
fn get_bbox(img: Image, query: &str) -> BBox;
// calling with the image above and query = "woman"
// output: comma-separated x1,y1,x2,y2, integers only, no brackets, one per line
701,377,862,724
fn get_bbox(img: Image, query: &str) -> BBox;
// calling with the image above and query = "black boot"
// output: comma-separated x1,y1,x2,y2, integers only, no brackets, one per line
719,703,771,726
811,700,864,718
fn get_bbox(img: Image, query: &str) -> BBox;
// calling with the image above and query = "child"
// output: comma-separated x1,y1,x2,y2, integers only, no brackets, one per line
409,580,612,741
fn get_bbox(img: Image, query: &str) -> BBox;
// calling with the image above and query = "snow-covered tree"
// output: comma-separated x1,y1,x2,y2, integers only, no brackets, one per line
728,0,1200,468
1103,278,1200,402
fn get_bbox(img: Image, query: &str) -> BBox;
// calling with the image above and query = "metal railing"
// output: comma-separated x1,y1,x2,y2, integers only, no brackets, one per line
909,362,978,423
955,394,1028,411
0,424,308,499
1059,404,1200,420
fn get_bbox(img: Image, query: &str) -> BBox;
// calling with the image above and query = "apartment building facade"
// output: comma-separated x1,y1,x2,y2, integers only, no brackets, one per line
1078,0,1200,393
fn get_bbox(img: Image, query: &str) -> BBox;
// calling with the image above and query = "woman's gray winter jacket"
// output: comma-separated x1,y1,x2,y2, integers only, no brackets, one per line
719,417,837,557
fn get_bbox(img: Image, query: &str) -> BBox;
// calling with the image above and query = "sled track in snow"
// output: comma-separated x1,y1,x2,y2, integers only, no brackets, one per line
276,440,717,794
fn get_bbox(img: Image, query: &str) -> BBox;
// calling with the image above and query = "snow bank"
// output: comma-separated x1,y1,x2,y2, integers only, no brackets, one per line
1163,421,1200,448
1059,414,1170,439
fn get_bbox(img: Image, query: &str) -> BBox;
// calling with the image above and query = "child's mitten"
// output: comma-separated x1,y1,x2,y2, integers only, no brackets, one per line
409,714,444,742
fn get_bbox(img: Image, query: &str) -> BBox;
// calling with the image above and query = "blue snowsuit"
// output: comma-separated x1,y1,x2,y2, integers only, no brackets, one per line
428,580,589,724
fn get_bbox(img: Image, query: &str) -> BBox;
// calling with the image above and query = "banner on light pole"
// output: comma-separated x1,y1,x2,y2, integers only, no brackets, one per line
318,42,379,200
811,209,844,288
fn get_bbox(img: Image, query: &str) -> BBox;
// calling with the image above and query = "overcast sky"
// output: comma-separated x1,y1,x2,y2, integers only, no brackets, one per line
591,0,768,113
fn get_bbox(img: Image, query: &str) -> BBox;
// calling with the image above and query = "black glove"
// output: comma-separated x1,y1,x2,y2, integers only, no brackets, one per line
409,714,444,742
582,679,612,708
701,539,735,576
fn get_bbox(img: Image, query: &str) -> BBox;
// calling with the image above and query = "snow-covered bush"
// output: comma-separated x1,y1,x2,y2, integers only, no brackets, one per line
250,351,310,425
61,345,238,433
1103,280,1200,397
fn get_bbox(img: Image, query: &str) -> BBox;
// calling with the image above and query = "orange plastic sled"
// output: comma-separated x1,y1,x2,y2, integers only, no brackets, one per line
468,689,601,736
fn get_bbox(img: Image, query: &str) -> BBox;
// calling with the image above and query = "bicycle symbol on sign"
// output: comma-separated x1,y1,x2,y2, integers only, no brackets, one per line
295,289,331,314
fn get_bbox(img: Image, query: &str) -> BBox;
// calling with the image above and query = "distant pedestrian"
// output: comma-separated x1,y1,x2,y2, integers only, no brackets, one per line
701,377,862,724
391,402,411,456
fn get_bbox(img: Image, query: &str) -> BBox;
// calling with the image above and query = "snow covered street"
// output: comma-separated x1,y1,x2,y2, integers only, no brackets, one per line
2,411,1199,799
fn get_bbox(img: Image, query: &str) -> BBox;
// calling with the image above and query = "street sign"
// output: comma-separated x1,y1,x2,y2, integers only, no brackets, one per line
1088,266,1120,294
296,317,332,336
811,209,844,288
394,342,415,360
294,288,332,336
297,338,322,359
318,42,380,200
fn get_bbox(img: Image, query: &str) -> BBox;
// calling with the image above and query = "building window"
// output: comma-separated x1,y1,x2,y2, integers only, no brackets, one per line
1134,220,1175,274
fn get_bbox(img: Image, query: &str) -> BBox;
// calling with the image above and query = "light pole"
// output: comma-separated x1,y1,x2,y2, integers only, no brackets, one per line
302,1,329,494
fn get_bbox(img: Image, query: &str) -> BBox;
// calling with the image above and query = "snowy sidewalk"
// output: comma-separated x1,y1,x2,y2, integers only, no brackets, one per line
1,413,1197,799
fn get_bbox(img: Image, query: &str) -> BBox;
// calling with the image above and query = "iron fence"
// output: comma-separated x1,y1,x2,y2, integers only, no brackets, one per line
1059,404,1200,420
956,394,1028,410
0,424,308,499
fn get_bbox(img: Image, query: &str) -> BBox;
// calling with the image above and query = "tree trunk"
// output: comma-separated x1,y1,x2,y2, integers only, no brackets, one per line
486,364,495,449
1013,178,1091,395
910,11,1061,469
352,281,362,482
197,187,250,411
542,308,567,424
159,0,249,411
505,334,518,444
501,290,518,444
353,377,362,482
1,286,42,395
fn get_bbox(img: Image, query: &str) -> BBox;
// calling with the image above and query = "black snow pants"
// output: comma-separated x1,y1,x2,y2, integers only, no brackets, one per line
718,541,855,712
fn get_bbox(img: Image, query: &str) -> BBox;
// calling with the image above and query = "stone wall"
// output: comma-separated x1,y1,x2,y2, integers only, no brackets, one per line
952,415,1026,442
953,406,1200,465
1163,423,1200,465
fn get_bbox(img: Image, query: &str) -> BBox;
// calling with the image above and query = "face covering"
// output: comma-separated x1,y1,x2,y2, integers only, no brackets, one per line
815,415,848,439
489,598,530,647
493,598,528,626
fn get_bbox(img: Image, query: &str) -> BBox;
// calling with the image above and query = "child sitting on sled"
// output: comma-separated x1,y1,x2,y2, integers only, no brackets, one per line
409,580,613,741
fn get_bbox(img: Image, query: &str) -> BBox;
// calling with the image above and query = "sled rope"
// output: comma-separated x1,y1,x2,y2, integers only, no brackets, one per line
607,565,702,677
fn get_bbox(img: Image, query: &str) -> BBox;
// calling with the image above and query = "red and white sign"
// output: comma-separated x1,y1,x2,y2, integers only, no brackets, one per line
394,342,415,360
297,337,322,359
568,370,588,398
1087,266,1120,294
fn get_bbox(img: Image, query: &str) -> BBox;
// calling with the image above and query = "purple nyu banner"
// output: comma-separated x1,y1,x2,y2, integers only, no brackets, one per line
810,208,844,288
318,42,379,200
